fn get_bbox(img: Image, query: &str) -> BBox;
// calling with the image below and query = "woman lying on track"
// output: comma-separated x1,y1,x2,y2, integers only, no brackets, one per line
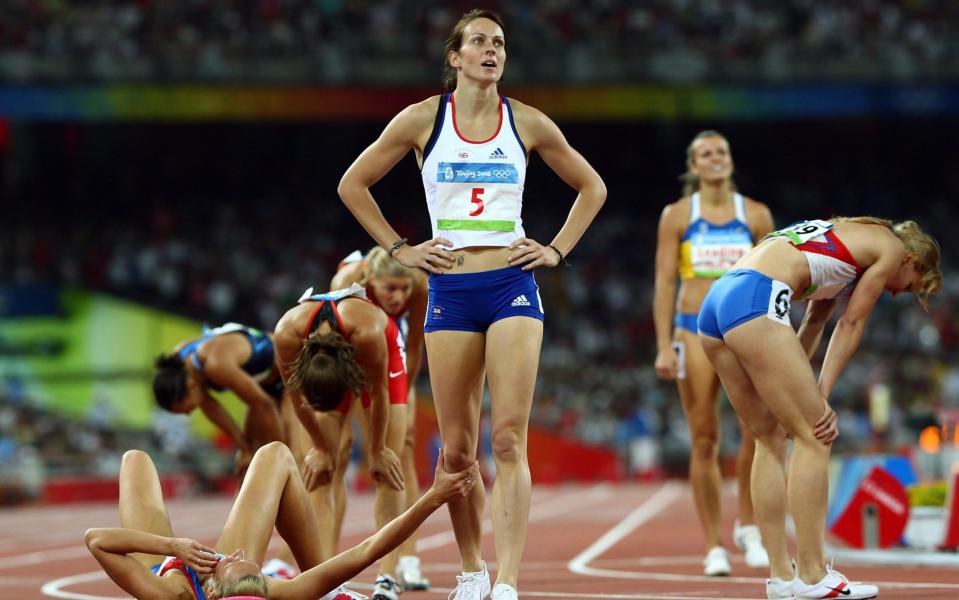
84,441,478,600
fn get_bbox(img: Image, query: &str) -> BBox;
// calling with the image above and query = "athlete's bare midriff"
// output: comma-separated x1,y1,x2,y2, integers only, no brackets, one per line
733,237,812,293
446,246,514,274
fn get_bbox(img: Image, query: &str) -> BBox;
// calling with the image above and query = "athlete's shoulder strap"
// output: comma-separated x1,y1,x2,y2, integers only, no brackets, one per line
422,92,451,163
733,193,747,223
689,192,701,223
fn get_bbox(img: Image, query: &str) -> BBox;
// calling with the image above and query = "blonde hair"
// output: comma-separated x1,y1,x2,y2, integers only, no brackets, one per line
833,216,942,309
679,130,737,198
205,573,268,599
363,246,416,285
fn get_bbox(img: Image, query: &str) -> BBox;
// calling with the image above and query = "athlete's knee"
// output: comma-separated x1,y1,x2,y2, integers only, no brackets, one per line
122,449,150,465
689,430,719,460
442,446,477,472
254,440,295,467
491,425,526,464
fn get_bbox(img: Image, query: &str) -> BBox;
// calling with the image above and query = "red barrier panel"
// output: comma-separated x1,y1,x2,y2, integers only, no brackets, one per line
43,473,196,504
941,472,959,549
829,466,908,549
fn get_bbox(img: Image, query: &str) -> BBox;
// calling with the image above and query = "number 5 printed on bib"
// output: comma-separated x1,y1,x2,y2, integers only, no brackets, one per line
470,187,485,217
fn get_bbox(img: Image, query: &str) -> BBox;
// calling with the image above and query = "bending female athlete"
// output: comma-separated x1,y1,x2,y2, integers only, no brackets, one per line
154,323,285,474
697,217,940,599
273,284,405,568
85,441,478,599
653,131,773,575
333,247,430,595
338,9,605,600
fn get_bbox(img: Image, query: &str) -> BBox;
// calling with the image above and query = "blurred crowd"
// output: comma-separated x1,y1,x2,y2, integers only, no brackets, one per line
1,0,957,84
0,382,230,503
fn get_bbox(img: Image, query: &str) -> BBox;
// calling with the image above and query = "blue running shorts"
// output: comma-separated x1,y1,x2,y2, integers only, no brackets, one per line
425,266,544,333
697,269,793,339
673,312,699,334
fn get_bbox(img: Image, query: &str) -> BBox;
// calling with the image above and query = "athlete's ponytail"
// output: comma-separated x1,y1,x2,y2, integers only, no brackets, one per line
153,353,187,411
288,332,367,412
894,220,941,310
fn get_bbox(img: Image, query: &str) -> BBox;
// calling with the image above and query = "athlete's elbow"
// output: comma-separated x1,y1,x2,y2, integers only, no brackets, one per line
587,177,607,207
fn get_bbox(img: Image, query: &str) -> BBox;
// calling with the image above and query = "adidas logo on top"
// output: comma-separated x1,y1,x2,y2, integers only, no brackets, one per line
489,147,507,159
511,294,531,307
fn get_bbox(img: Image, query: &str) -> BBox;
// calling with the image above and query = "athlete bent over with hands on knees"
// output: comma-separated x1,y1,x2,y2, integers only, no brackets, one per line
653,131,774,575
273,283,407,583
153,323,286,476
333,247,431,595
85,442,478,600
337,9,605,600
696,217,940,599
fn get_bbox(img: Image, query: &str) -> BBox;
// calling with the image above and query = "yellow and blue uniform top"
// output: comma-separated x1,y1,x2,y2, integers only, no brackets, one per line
678,192,754,280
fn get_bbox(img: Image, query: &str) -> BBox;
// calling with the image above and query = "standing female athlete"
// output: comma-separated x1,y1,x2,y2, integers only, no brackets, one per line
85,441,478,600
697,217,940,599
153,323,286,475
338,9,605,599
653,131,773,575
333,247,431,593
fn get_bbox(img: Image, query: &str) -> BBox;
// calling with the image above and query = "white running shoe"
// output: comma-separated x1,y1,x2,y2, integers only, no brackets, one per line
396,555,430,590
371,574,401,600
322,584,369,600
733,520,770,569
793,565,879,599
766,576,797,599
490,583,518,599
703,546,731,576
448,561,491,600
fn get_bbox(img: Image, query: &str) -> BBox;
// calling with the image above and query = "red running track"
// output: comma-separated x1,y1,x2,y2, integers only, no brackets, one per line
4,482,957,599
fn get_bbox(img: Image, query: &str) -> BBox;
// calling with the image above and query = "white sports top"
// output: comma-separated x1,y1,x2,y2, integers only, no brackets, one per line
421,92,527,249
767,220,863,300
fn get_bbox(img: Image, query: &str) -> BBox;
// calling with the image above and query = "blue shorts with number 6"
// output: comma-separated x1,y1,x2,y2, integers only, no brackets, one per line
425,266,544,333
698,269,793,339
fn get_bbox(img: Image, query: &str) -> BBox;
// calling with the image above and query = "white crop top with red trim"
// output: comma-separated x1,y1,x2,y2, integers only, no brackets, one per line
420,92,527,249
767,220,863,300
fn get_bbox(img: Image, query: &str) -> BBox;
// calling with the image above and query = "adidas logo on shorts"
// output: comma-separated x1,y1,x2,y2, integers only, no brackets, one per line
511,294,531,307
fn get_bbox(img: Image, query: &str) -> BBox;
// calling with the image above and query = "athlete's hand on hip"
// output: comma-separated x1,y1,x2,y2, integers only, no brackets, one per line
370,447,405,491
508,237,560,270
394,237,455,274
302,447,334,491
814,401,839,445
654,346,679,380
170,537,219,574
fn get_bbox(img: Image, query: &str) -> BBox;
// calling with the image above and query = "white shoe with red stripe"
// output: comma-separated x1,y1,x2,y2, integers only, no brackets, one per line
792,565,878,599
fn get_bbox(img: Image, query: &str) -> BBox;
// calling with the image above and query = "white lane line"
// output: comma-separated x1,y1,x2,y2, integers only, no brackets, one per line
417,483,613,551
41,570,125,600
568,481,682,575
0,545,90,570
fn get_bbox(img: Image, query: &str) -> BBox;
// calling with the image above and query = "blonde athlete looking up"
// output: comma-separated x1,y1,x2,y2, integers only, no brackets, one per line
333,247,430,595
337,9,606,600
653,131,774,575
697,217,940,599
